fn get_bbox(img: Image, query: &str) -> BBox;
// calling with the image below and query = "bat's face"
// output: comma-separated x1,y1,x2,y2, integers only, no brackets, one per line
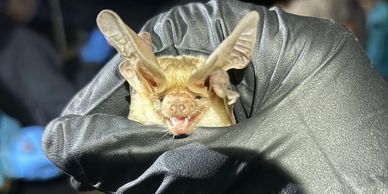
96,9,259,136
141,56,213,136
155,88,209,135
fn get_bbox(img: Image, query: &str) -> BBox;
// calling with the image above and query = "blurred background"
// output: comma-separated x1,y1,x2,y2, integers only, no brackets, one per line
0,0,386,193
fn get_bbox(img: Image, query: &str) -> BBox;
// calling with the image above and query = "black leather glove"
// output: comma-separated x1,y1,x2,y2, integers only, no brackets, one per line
42,0,388,193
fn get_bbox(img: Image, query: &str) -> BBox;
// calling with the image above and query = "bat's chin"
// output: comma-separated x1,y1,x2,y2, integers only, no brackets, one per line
165,114,200,136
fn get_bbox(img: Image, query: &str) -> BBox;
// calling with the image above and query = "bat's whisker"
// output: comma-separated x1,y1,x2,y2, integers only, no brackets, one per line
160,131,171,139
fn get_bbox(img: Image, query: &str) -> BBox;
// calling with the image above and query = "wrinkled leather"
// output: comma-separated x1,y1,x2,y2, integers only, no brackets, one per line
42,0,388,193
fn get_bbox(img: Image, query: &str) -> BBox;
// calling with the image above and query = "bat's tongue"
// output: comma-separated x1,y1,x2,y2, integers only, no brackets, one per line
168,117,189,131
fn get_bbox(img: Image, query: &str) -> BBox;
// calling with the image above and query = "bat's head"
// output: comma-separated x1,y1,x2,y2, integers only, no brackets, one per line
97,10,259,136
148,56,209,136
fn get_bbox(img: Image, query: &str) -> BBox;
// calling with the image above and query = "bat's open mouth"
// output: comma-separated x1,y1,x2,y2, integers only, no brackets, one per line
165,114,199,136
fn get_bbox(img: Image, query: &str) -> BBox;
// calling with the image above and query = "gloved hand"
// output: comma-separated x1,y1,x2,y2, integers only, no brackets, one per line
42,0,388,193
0,114,62,186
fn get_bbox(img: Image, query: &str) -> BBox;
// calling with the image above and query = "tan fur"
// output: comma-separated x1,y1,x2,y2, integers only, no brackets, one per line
156,56,206,90
129,55,232,127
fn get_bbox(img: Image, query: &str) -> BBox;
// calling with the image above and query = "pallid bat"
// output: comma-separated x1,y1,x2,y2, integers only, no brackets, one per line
96,10,259,136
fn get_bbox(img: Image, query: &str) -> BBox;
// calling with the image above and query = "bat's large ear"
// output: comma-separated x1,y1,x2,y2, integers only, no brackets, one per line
96,10,166,94
188,11,259,93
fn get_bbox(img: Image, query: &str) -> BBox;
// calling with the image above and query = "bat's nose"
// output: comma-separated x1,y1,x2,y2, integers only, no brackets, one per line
169,103,189,116
161,90,196,117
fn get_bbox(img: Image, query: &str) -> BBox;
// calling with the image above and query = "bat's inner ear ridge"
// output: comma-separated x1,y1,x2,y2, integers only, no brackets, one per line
204,76,211,89
187,11,260,93
97,9,166,94
137,65,166,93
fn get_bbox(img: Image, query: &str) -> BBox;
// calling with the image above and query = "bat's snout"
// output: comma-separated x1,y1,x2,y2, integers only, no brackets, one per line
168,103,191,116
160,89,204,136
161,90,196,117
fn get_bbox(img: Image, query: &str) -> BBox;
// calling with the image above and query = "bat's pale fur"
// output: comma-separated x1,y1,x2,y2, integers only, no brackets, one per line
129,56,232,129
97,10,259,136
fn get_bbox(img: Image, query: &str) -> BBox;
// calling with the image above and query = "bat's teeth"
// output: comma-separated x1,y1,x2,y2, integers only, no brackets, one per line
169,117,189,130
183,118,189,127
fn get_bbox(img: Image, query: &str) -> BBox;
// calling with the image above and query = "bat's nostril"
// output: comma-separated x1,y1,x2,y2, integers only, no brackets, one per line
170,105,176,113
179,104,186,113
168,103,189,115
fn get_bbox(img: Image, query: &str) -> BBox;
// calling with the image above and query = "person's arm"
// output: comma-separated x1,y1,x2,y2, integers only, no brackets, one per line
0,28,76,125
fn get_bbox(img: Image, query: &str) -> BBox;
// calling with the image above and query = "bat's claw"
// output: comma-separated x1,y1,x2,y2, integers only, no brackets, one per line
227,90,239,105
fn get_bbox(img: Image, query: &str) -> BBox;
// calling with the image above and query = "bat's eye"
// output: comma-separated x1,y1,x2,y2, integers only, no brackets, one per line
158,96,165,102
195,96,202,100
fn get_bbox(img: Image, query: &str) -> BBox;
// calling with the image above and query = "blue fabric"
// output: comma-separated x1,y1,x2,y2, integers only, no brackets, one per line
81,28,114,64
0,116,62,185
367,1,388,80
0,113,21,187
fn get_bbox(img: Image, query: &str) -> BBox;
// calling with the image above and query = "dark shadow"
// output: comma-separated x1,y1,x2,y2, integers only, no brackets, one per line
83,145,304,194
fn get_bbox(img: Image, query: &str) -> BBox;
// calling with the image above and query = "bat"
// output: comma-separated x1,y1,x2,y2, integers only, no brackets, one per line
96,9,259,136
